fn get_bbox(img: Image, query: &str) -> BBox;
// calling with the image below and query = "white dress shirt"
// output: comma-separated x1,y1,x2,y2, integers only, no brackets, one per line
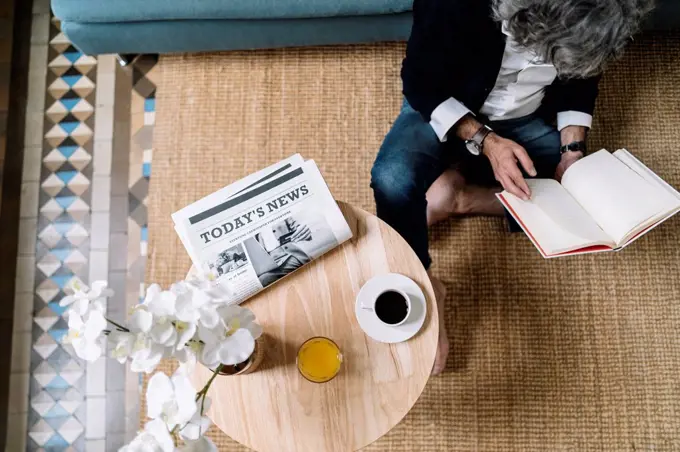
429,22,593,142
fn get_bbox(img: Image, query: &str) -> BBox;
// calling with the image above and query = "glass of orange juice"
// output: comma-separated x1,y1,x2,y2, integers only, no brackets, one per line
297,337,343,383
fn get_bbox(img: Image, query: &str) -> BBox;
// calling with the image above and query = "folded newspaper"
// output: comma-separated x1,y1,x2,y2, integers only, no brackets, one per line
172,155,353,305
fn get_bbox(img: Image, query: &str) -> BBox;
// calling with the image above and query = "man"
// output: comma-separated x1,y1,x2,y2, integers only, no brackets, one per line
371,0,654,374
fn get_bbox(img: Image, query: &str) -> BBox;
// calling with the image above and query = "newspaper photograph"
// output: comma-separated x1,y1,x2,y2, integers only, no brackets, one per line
207,243,249,278
244,211,339,287
173,155,352,305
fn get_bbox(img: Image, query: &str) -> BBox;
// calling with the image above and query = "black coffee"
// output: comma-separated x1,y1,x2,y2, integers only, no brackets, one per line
374,290,409,325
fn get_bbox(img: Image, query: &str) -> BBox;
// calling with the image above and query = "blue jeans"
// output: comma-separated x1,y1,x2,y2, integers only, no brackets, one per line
371,100,561,269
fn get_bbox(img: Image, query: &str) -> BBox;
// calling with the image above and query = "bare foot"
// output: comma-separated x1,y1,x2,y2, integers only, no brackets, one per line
426,168,504,226
428,272,449,375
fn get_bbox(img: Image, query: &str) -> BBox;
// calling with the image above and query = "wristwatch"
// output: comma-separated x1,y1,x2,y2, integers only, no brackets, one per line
560,140,587,155
465,124,493,156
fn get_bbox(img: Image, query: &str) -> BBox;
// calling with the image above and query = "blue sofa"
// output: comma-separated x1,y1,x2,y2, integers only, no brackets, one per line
52,0,680,56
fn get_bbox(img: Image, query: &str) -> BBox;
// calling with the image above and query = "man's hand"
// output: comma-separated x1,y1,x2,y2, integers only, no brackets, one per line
555,151,583,182
453,114,535,200
288,219,312,242
483,133,536,201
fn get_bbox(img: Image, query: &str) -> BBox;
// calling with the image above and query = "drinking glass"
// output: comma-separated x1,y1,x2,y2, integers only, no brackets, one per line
296,337,343,383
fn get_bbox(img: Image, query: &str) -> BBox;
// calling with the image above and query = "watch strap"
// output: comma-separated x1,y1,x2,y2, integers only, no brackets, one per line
560,140,587,155
471,124,492,147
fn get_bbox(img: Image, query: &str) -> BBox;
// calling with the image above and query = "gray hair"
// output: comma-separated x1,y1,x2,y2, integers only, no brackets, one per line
493,0,655,78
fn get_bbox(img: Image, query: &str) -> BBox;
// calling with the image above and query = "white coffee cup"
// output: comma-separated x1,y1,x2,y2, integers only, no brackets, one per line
361,287,411,326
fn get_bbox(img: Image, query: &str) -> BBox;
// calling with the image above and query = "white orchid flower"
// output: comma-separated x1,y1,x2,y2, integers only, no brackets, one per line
185,278,233,304
112,306,170,374
173,281,221,331
172,282,201,323
199,305,262,368
179,397,212,441
129,315,169,374
165,282,202,350
109,330,134,364
110,279,263,452
150,317,178,348
171,280,249,370
63,308,107,361
200,329,255,368
199,305,263,344
143,285,179,349
130,343,169,374
177,437,217,452
108,307,151,364
59,280,113,316
147,370,197,430
120,418,174,452
175,321,197,350
144,284,177,317
175,340,203,373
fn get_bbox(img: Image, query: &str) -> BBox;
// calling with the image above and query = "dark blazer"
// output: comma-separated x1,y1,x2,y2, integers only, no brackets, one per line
402,0,601,125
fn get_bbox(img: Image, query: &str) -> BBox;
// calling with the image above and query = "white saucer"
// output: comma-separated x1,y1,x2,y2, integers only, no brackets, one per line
354,273,427,344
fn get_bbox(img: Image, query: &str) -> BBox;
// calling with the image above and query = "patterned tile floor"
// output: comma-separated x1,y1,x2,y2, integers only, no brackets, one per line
8,3,155,450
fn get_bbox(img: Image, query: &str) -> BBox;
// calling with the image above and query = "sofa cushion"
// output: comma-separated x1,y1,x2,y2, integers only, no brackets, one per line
52,0,413,23
61,14,413,55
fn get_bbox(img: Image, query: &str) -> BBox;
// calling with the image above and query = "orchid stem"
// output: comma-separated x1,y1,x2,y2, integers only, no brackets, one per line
171,364,224,436
106,318,130,332
199,364,223,418
197,364,223,397
200,393,207,417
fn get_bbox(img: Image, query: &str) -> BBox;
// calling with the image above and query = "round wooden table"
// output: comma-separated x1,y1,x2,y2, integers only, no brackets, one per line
191,202,438,452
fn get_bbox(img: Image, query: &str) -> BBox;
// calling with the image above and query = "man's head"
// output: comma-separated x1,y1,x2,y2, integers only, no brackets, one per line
493,0,655,78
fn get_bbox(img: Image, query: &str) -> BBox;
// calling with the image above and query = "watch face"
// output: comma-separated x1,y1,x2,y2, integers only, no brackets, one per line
465,140,481,156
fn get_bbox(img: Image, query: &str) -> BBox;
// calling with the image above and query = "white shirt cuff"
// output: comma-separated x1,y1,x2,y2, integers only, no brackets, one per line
429,97,471,142
557,111,593,131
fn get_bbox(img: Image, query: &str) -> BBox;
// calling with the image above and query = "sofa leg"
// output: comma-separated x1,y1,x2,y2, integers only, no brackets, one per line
116,54,141,67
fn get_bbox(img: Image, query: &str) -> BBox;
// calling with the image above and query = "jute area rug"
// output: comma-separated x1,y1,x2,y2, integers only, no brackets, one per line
146,33,680,451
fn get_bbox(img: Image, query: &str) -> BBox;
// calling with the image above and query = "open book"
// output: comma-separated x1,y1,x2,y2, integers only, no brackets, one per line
497,149,680,258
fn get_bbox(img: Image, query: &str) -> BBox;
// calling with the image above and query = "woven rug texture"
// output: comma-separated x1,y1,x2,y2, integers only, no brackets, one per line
145,33,680,451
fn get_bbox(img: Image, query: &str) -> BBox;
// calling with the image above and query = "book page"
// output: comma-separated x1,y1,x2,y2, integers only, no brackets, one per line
499,179,614,256
614,149,680,202
613,149,680,246
561,150,674,245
